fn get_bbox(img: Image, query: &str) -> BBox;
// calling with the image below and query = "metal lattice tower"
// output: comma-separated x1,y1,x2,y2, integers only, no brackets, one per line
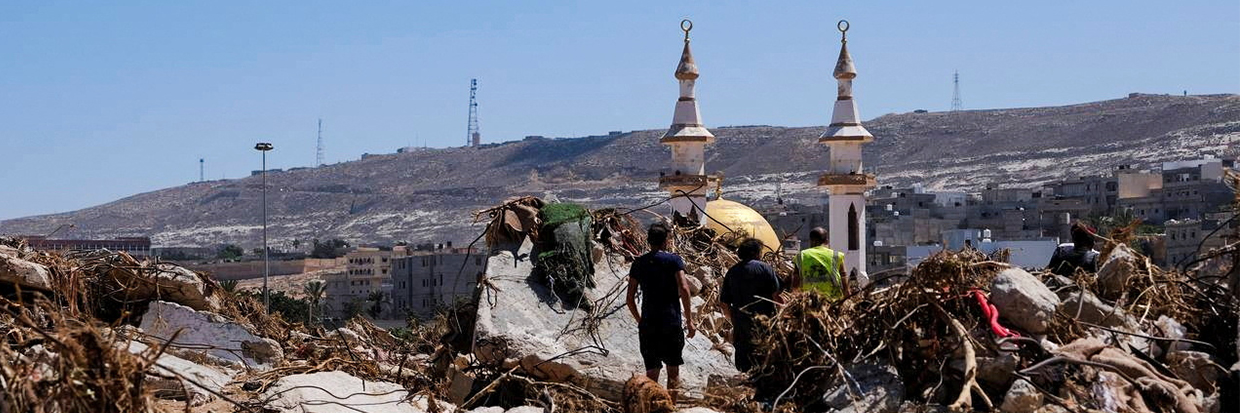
951,71,963,111
467,79,480,147
315,119,325,167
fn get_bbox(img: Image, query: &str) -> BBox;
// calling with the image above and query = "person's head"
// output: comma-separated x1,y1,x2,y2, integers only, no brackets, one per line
809,227,828,247
1070,222,1096,250
737,238,764,261
647,222,672,250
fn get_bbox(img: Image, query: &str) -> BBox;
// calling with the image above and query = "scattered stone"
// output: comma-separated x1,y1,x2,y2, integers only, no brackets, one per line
1058,290,1139,330
1000,379,1042,413
974,353,1019,389
692,267,714,285
466,407,504,413
1166,351,1220,392
821,362,904,413
1155,316,1191,353
989,268,1060,334
139,300,284,370
126,340,233,406
261,371,454,413
447,359,477,404
685,274,703,297
505,407,546,413
1096,244,1138,300
676,408,724,413
0,247,52,290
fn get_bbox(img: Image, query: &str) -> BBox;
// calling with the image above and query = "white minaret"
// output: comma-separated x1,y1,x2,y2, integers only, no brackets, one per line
819,20,877,280
660,19,717,225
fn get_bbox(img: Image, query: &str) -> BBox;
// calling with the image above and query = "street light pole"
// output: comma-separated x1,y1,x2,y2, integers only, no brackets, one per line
255,142,274,313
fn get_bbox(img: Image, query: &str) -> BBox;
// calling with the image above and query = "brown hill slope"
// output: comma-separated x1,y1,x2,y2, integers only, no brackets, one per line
2,93,1237,248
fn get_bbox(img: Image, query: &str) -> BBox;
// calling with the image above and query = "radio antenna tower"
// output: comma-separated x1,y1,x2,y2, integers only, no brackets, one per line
951,71,963,111
467,79,480,147
316,118,325,167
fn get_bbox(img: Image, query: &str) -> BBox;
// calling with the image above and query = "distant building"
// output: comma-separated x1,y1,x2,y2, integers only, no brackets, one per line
21,236,151,258
323,246,410,319
1165,217,1232,268
391,248,485,319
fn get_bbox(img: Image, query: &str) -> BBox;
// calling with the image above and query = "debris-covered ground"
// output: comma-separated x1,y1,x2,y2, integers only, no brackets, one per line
1,193,1237,413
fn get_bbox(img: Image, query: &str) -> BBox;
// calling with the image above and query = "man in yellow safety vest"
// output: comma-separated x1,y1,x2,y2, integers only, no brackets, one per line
792,227,849,300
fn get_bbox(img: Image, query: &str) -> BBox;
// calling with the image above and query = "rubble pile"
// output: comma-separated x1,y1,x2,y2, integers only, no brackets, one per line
1,191,1236,413
0,237,451,413
744,242,1238,413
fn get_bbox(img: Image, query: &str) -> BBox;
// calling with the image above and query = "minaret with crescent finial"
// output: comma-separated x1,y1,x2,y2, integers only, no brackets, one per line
819,20,877,281
659,19,718,225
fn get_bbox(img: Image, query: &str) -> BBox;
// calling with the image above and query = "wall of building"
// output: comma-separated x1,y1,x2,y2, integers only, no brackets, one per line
391,252,486,320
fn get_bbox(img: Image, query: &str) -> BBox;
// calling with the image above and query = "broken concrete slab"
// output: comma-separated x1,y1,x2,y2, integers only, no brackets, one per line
989,268,1059,334
820,362,904,413
139,300,283,370
260,371,453,413
0,247,52,290
474,241,738,402
1000,379,1043,413
126,340,234,406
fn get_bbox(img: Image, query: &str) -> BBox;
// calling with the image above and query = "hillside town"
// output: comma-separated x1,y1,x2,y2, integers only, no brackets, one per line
1,5,1238,413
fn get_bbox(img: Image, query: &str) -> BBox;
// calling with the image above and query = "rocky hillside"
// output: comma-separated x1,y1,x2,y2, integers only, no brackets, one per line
3,93,1237,247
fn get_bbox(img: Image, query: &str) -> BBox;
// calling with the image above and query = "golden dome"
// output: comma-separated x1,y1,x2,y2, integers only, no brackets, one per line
704,199,782,253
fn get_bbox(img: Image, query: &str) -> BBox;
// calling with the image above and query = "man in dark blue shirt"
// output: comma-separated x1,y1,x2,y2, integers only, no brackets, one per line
721,238,781,373
626,222,696,395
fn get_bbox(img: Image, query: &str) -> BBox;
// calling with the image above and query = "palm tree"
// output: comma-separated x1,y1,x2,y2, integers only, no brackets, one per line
303,281,326,325
366,291,386,319
220,280,239,295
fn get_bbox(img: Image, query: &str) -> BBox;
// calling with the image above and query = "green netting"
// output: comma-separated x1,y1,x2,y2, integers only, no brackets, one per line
534,203,595,310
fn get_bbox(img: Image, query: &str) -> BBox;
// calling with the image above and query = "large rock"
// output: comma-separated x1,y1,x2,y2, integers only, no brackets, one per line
139,300,283,370
1058,290,1139,331
1000,379,1043,413
0,246,52,290
1097,244,1138,299
126,340,234,406
820,363,904,413
119,262,221,312
475,241,738,401
261,371,453,413
989,268,1059,334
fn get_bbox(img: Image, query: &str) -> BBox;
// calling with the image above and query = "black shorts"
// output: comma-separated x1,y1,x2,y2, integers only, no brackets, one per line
638,322,685,371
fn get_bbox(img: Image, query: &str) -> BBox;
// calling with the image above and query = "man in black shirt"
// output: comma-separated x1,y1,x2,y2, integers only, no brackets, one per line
626,222,696,394
720,238,781,373
1048,223,1100,276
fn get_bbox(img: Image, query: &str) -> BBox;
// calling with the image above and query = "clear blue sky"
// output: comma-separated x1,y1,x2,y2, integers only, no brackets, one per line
2,1,1237,220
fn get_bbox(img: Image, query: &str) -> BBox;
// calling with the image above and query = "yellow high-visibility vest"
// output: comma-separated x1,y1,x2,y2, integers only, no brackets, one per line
798,246,844,299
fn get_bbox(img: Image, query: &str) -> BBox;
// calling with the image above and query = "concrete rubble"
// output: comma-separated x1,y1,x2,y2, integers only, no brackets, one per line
260,371,453,413
0,244,53,290
139,300,284,370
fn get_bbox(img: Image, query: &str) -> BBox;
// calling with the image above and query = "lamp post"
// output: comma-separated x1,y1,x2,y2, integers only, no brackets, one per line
255,142,274,313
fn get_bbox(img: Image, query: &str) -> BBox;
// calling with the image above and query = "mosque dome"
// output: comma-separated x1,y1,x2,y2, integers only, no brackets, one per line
704,199,781,252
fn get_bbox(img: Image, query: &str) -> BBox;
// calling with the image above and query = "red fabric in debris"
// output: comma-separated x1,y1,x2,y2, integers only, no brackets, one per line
971,289,1019,338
